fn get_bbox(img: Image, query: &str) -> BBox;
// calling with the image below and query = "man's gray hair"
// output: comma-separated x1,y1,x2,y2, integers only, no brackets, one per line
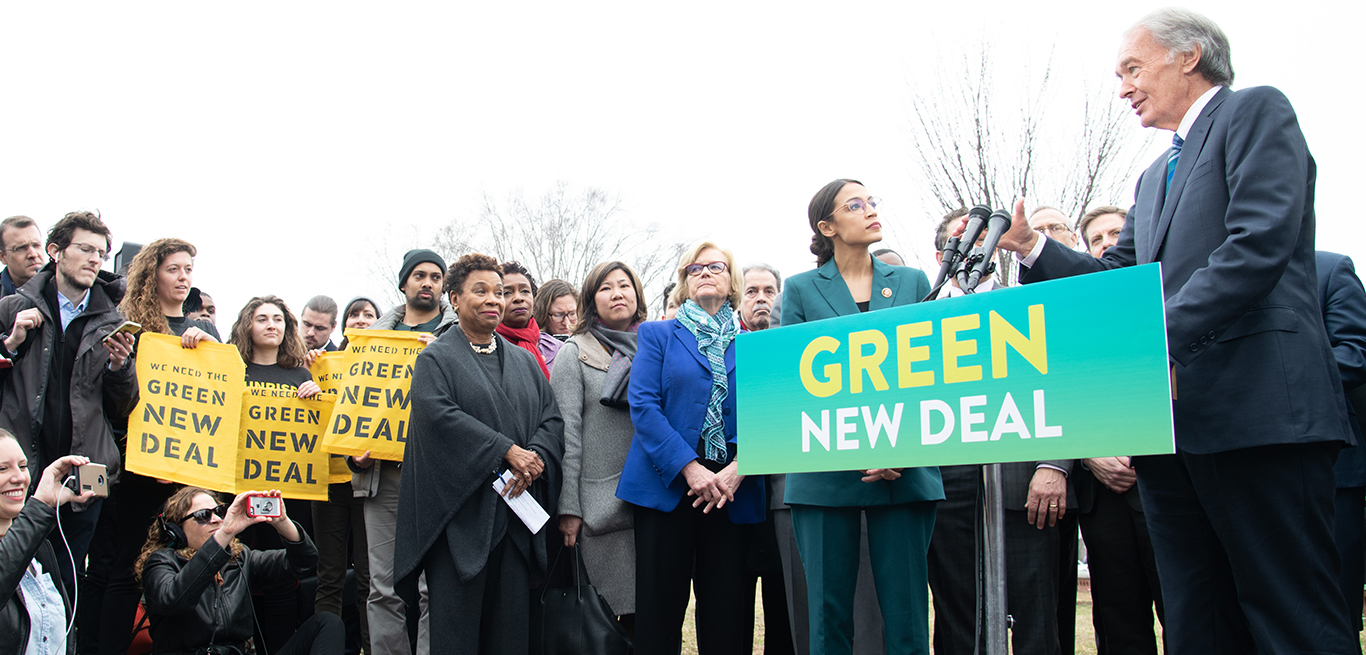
742,263,783,292
1131,8,1234,87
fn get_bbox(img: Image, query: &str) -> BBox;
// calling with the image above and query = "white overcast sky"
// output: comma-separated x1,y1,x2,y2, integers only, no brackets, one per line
2,1,1360,341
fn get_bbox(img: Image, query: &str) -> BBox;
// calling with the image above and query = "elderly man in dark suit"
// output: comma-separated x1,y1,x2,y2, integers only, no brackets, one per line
1317,250,1366,633
989,8,1358,654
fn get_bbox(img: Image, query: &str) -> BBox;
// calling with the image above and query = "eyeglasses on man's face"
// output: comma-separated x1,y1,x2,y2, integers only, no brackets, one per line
5,242,42,256
1032,223,1072,237
67,242,110,262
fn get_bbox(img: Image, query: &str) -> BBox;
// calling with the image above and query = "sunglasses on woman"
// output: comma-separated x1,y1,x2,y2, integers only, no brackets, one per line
184,504,229,525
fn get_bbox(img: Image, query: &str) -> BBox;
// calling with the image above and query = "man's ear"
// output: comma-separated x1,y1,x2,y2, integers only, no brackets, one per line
1180,44,1203,75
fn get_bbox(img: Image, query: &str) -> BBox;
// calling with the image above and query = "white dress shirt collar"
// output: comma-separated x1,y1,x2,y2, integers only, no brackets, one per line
1175,85,1223,141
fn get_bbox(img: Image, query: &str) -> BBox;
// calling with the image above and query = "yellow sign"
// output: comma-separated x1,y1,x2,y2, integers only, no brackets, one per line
126,333,245,492
322,330,427,461
310,352,352,483
238,390,334,500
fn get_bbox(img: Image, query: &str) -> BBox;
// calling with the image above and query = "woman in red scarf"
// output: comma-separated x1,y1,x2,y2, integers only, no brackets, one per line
495,261,553,378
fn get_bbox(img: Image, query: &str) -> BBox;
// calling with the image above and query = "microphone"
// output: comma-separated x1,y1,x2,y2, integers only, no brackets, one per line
964,208,1013,290
952,205,993,265
932,235,961,289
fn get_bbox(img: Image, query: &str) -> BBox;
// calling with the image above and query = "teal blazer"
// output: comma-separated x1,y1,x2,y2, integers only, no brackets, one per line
779,256,945,507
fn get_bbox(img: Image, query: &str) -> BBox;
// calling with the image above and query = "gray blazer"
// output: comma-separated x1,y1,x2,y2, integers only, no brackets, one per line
551,333,637,614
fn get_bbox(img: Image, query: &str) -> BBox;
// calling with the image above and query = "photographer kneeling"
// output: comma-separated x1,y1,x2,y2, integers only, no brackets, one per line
0,430,96,654
135,487,342,655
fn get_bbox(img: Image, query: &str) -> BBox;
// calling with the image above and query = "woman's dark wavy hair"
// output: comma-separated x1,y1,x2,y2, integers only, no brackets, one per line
574,262,648,335
119,238,198,336
808,178,863,266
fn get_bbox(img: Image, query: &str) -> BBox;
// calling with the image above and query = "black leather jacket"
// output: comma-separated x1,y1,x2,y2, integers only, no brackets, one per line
141,521,316,654
0,498,72,654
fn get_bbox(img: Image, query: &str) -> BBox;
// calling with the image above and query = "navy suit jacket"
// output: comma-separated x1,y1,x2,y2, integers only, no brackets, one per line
616,317,765,524
779,256,945,507
1024,86,1350,454
1317,251,1366,487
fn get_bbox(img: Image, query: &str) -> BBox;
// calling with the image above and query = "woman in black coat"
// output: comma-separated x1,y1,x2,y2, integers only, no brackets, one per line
394,253,564,655
135,486,342,655
0,431,96,655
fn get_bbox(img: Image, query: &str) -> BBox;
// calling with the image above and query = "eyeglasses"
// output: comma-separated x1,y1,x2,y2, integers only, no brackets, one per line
549,311,577,321
831,197,881,216
67,243,110,262
1032,223,1072,236
184,504,229,525
685,261,729,277
5,242,42,256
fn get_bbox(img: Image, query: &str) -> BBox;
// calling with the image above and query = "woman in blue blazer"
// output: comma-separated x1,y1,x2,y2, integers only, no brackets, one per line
617,240,765,654
780,179,944,655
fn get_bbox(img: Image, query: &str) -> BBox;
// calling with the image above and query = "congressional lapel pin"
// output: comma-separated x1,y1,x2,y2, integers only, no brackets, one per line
881,288,892,298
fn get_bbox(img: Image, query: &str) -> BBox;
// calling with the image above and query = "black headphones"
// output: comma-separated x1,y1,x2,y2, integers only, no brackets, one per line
159,512,187,550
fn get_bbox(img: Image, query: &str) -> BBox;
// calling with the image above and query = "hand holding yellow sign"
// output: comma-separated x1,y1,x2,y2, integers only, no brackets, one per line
126,333,245,492
322,330,427,461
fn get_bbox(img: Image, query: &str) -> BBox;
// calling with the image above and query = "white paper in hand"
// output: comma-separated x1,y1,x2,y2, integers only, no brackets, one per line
492,470,550,534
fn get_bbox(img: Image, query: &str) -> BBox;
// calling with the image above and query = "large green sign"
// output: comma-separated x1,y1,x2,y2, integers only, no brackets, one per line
736,264,1174,475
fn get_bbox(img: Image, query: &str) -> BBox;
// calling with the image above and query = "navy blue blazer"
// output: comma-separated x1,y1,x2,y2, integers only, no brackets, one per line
1024,86,1351,454
615,317,765,524
779,257,945,507
1318,251,1366,487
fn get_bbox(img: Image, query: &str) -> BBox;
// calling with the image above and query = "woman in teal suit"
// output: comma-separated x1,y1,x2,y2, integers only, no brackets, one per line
780,179,944,655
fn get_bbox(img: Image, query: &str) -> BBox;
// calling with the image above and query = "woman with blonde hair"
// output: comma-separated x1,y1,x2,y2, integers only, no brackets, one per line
616,241,765,653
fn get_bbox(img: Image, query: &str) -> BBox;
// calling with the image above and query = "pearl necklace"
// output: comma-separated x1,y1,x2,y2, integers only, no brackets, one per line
470,339,497,354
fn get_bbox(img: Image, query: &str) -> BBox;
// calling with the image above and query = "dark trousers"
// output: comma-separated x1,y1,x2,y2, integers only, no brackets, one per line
1056,511,1079,655
1335,486,1365,632
1136,443,1358,654
425,532,529,655
633,497,755,655
791,503,935,655
774,507,886,655
47,497,103,595
312,481,371,653
275,611,346,655
746,506,795,655
928,466,1061,655
1079,487,1164,655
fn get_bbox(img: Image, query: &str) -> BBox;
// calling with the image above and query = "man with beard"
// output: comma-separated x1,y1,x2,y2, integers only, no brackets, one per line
301,295,339,352
0,211,137,597
350,249,455,655
0,215,46,297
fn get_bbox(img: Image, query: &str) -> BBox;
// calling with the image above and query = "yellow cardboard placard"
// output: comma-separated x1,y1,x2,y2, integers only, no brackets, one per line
309,352,353,483
126,333,245,492
237,390,334,500
322,329,427,461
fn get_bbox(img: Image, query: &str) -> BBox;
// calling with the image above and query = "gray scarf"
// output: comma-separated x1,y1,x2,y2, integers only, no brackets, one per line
590,320,639,409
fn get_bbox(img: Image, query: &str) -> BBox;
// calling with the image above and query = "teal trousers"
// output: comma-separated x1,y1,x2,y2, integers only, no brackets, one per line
790,503,936,655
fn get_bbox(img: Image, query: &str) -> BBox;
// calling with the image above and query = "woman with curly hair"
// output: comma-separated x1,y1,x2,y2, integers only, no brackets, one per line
87,237,221,655
135,486,341,654
117,237,218,347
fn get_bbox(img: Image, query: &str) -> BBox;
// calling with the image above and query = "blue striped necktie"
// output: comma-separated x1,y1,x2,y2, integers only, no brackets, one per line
1166,133,1184,189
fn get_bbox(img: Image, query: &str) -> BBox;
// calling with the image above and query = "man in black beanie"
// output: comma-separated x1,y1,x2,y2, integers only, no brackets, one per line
351,247,457,655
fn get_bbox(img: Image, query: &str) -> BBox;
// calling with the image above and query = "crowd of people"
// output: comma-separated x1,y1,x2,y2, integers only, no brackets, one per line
1,7,1364,655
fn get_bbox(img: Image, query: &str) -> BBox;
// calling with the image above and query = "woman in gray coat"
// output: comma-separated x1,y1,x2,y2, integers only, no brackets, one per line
552,261,650,621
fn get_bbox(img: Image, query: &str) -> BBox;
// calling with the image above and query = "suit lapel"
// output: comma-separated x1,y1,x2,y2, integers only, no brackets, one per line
812,259,860,316
1135,155,1168,263
673,321,710,371
1149,87,1230,262
869,258,899,310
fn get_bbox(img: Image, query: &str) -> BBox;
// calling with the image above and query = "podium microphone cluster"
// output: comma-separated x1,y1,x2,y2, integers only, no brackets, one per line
932,204,992,290
963,208,1013,291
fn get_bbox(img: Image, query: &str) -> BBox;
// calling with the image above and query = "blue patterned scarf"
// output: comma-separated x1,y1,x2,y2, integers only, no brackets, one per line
674,299,739,463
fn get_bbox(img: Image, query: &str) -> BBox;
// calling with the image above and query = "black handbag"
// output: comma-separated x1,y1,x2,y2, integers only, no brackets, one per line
532,545,633,655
